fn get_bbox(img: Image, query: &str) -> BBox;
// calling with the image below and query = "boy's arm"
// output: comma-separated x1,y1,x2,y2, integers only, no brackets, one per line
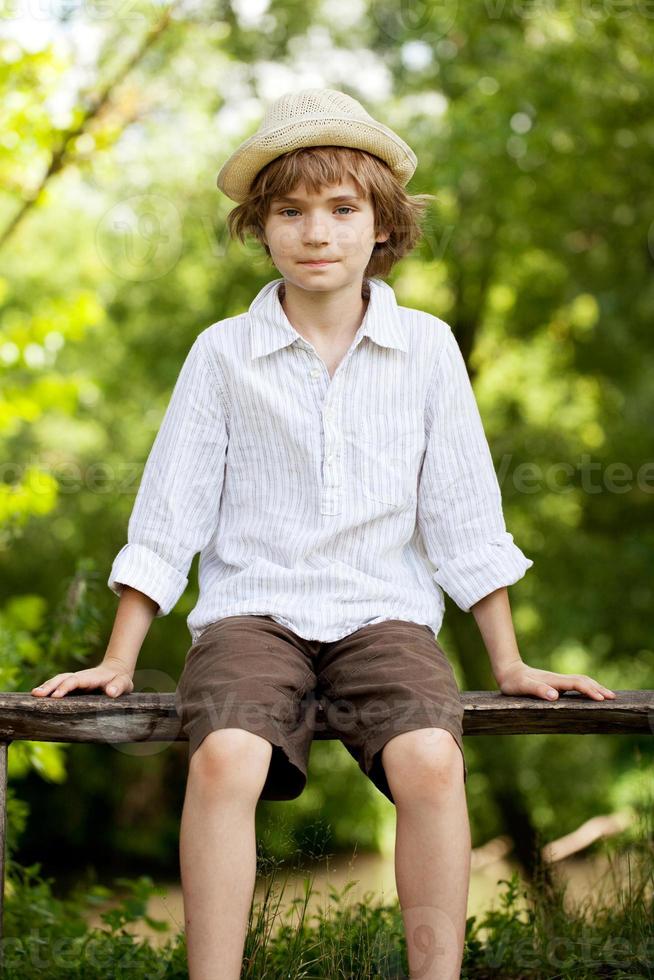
469,585,525,684
472,585,615,702
102,585,160,675
32,337,228,700
417,325,614,704
31,585,159,698
416,323,533,617
108,332,228,623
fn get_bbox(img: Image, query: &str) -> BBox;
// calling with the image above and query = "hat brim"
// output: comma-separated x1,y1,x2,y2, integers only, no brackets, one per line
216,116,418,203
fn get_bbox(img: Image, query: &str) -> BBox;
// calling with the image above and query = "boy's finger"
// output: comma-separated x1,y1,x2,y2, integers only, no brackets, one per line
31,683,54,695
108,672,134,697
593,684,617,698
579,681,605,699
551,675,598,699
570,679,609,700
51,675,81,697
32,675,66,693
35,674,75,696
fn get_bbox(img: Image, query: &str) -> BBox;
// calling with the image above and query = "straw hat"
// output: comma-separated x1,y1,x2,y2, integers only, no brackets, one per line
216,88,418,203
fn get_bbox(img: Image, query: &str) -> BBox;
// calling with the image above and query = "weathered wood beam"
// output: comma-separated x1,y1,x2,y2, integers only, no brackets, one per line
0,690,651,743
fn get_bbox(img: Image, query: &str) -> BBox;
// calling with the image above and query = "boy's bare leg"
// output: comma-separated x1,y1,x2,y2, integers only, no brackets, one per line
382,728,471,980
179,728,273,980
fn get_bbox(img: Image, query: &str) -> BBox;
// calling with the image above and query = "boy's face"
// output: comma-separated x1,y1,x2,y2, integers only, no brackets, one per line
262,179,389,294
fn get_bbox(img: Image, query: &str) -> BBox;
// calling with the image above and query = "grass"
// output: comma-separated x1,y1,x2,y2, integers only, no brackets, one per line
2,807,653,978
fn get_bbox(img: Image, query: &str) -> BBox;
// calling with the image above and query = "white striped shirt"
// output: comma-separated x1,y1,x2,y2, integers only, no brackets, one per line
108,276,533,644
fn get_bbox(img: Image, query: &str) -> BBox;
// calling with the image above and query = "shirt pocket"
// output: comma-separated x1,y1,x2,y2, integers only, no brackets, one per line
359,411,425,508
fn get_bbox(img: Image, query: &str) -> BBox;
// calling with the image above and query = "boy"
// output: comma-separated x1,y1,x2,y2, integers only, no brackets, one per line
31,89,615,979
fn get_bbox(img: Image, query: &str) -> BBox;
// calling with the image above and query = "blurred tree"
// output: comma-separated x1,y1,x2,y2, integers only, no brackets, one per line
0,0,652,879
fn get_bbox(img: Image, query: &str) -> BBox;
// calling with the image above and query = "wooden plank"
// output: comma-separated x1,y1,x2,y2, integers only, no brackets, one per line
0,691,652,742
0,693,650,958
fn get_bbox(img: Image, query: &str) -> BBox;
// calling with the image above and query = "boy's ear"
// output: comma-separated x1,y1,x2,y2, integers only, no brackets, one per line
376,228,391,244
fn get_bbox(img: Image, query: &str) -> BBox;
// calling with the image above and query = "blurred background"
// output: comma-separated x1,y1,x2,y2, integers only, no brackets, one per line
1,0,653,946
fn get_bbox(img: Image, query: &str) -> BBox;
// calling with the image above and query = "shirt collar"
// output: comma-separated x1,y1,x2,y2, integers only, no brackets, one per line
248,276,408,361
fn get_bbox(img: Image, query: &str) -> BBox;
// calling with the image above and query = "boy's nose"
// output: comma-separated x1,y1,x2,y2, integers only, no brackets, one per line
303,231,329,246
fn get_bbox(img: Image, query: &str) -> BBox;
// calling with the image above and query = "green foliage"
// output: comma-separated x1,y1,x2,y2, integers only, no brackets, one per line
463,819,654,978
1,557,105,693
1,0,653,873
2,815,652,978
4,860,184,979
256,739,393,862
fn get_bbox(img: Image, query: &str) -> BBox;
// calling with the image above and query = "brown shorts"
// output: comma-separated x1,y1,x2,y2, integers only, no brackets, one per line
174,615,467,804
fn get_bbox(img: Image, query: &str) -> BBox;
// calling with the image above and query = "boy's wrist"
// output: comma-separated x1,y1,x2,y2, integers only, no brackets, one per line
102,654,136,676
470,587,526,685
493,658,525,686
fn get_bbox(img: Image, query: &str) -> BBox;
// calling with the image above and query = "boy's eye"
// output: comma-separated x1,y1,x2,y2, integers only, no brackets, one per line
278,207,355,217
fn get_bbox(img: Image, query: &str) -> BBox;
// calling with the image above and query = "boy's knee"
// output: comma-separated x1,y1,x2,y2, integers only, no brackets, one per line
382,727,463,801
190,727,273,797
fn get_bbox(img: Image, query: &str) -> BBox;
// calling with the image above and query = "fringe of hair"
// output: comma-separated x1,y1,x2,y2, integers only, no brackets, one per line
225,145,436,279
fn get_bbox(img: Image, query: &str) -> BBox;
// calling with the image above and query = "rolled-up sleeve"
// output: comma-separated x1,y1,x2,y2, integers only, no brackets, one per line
417,324,533,612
107,334,228,617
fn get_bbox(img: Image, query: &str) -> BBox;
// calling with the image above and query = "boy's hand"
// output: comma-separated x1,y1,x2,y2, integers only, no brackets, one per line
30,657,135,699
496,661,616,702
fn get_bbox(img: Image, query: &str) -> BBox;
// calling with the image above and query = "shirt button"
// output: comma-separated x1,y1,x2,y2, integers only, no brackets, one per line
310,368,321,378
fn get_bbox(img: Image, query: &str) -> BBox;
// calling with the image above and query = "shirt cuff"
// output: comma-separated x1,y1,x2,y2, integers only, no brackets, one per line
107,543,188,617
433,533,534,613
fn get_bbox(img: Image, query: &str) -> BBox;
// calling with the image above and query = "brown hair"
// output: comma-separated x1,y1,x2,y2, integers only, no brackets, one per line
225,145,435,279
